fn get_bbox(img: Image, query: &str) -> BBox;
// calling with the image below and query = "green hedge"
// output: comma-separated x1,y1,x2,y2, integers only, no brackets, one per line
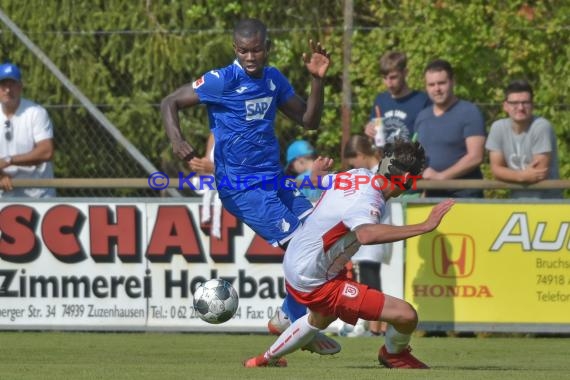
0,1,567,197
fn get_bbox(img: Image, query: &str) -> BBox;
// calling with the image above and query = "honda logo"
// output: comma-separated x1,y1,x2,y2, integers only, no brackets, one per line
432,234,475,278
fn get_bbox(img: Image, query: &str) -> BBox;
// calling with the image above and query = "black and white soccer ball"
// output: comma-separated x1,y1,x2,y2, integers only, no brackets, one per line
192,278,239,324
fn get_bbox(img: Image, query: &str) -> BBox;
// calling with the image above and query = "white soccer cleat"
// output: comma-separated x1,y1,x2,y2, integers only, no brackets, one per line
346,320,373,337
302,332,341,355
337,322,354,337
346,329,374,338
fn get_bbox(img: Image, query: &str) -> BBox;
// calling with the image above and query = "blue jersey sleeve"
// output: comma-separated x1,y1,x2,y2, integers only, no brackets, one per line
193,69,226,103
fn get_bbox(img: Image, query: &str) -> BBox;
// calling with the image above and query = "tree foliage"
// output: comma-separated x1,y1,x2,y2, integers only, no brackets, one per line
0,0,567,196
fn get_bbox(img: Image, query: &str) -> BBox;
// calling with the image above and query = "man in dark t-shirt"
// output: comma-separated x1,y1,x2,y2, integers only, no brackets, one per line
414,59,486,198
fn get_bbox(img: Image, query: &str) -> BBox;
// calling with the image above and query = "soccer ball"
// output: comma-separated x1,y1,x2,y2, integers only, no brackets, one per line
192,278,239,324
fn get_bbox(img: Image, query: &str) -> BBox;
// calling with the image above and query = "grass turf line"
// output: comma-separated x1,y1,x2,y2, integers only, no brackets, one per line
0,332,569,380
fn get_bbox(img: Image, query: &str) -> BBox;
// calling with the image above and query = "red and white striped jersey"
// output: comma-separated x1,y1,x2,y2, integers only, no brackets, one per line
284,168,386,292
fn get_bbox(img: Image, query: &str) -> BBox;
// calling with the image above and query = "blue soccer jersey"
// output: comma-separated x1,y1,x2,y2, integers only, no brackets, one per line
193,60,313,247
193,60,295,196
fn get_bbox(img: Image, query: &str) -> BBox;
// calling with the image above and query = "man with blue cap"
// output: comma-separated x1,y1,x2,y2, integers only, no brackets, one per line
0,62,55,197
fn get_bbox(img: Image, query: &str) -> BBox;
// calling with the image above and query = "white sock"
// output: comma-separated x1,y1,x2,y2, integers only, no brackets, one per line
384,324,411,354
265,314,319,359
201,188,213,222
212,193,222,239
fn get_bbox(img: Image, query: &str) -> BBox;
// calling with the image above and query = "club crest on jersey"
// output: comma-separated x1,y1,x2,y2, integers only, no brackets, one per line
279,218,291,233
192,76,205,89
342,283,359,298
245,96,272,120
267,79,276,91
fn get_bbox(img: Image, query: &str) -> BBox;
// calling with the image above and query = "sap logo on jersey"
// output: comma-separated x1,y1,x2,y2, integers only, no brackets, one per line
245,97,272,120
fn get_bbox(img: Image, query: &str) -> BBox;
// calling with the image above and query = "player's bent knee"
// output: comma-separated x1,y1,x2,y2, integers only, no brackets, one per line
386,301,418,330
399,303,419,326
308,311,335,329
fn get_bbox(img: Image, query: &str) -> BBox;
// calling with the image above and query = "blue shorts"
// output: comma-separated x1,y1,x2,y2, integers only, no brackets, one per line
219,179,313,246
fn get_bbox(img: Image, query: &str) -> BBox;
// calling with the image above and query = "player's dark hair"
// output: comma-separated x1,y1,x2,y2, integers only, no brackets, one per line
424,58,454,80
504,79,534,101
343,135,378,159
378,138,426,178
233,18,269,45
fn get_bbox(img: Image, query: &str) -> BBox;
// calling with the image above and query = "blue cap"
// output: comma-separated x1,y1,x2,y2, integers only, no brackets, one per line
286,140,315,167
0,63,22,82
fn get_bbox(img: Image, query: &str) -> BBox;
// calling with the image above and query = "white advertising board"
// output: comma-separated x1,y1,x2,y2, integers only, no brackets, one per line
0,199,405,331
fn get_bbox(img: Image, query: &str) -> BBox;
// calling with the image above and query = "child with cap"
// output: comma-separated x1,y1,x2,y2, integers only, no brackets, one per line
285,140,323,202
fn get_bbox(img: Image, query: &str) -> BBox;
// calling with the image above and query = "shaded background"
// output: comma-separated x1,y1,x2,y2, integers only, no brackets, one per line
0,1,568,197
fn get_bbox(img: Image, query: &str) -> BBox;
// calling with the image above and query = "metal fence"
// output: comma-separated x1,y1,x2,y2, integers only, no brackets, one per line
1,15,326,198
1,9,567,199
48,106,164,198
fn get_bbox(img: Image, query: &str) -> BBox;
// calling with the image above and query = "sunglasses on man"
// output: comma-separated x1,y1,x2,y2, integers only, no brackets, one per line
4,120,12,142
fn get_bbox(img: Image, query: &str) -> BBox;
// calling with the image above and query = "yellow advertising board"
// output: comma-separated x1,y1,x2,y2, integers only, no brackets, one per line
405,202,570,330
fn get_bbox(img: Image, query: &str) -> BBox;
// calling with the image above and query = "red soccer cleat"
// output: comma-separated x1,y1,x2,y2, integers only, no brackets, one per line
243,354,288,368
378,345,429,369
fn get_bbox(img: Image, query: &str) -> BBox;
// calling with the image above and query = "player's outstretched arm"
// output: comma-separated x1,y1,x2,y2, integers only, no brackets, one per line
423,198,455,231
160,83,201,162
278,39,331,130
303,39,331,79
355,199,455,245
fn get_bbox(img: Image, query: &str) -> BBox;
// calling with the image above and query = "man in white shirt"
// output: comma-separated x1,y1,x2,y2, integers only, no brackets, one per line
244,139,455,369
0,62,55,198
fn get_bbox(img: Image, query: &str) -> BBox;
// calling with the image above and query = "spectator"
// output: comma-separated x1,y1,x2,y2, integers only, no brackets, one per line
188,133,215,176
364,51,431,146
188,133,223,237
414,59,486,198
0,62,55,198
340,135,390,337
486,80,562,198
285,139,322,202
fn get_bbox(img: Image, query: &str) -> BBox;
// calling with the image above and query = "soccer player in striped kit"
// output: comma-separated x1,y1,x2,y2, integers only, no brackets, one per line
244,139,455,368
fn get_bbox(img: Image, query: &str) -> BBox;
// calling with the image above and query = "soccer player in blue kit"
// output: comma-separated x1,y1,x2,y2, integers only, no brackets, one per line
161,18,339,354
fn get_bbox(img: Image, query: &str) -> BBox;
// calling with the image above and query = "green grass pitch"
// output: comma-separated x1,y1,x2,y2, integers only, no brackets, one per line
0,332,569,379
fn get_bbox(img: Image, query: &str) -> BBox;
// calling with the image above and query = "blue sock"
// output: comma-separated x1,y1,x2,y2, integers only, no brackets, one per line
281,293,306,322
